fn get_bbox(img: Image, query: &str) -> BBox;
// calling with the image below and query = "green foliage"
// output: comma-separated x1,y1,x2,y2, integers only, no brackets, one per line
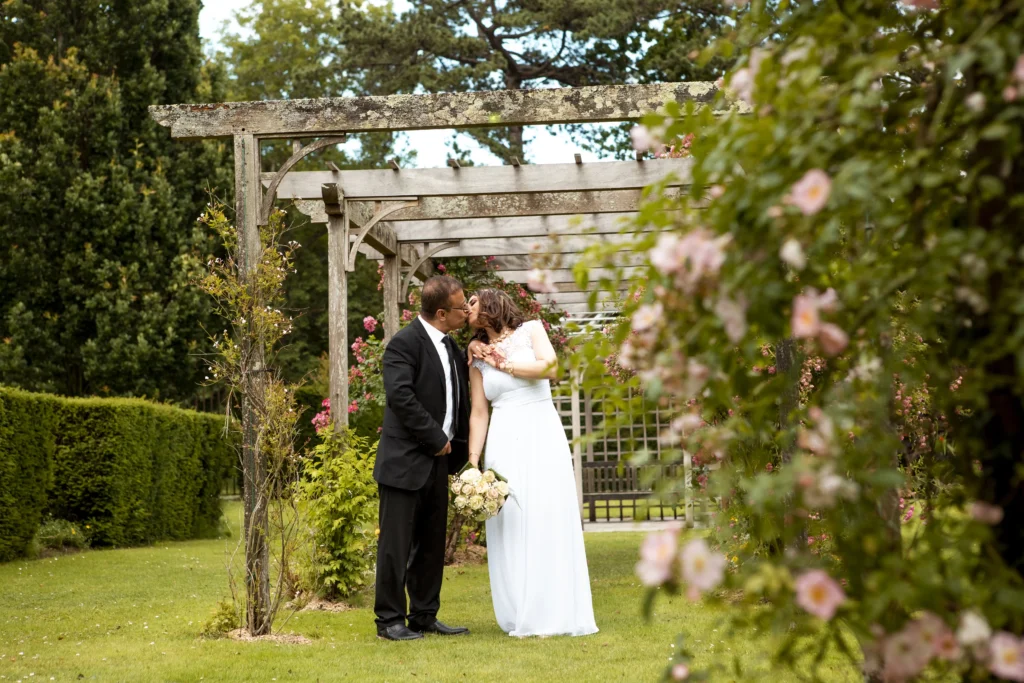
571,0,1024,679
0,1,232,401
0,386,58,561
296,427,378,600
199,599,240,639
32,518,89,554
0,386,233,561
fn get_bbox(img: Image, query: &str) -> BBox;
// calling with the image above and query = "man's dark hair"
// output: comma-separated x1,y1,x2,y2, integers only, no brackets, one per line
420,275,464,318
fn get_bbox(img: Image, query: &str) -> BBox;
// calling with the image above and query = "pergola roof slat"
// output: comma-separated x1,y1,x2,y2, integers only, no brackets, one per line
391,212,643,241
267,157,692,200
401,233,636,258
292,188,693,223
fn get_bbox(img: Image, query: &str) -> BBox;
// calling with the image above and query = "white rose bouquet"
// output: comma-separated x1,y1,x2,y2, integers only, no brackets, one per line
450,463,511,522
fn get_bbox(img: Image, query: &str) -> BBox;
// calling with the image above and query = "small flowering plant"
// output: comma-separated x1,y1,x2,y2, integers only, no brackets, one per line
449,462,511,522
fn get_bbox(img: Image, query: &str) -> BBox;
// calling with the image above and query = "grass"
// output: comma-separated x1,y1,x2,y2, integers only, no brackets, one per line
0,502,861,682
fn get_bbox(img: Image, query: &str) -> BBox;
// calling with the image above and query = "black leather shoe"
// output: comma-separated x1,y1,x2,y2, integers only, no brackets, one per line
412,620,469,636
377,624,424,641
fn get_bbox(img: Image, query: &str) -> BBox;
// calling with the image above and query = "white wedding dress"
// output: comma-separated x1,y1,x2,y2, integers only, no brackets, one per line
473,320,598,637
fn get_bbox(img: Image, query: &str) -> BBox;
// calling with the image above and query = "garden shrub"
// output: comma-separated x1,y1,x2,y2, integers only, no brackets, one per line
297,425,378,600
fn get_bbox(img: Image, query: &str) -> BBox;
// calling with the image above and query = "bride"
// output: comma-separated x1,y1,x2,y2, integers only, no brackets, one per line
465,288,598,638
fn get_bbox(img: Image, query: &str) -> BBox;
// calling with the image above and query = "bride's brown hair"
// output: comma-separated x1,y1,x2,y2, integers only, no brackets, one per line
472,288,526,342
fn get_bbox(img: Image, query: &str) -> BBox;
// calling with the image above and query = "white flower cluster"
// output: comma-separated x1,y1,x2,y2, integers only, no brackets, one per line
450,467,510,522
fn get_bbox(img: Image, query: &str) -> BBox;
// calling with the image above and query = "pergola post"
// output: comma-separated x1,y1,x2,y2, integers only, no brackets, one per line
382,252,401,344
234,133,271,635
324,184,349,429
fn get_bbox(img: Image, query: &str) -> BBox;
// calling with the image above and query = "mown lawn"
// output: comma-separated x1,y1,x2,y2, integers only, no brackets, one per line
0,502,860,682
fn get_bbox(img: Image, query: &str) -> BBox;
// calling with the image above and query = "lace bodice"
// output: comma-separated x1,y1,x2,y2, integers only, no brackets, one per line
472,320,551,406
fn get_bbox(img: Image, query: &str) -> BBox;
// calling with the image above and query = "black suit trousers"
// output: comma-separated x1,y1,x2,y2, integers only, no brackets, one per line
374,456,449,630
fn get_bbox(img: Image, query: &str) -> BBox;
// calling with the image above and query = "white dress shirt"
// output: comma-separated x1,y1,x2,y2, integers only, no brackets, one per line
418,316,454,439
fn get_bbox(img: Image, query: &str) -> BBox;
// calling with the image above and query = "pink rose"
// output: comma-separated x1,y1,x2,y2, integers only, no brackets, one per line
989,632,1024,682
363,315,378,333
792,294,821,338
635,529,679,587
818,323,849,356
970,501,1004,525
794,569,845,621
788,169,832,216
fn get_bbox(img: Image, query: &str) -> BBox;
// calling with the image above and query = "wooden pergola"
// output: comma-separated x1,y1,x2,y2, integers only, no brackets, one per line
150,81,733,632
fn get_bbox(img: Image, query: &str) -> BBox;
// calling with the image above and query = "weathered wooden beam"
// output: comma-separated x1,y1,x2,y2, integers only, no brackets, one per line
265,157,693,200
496,266,644,284
149,82,729,139
470,252,646,271
401,233,635,258
555,301,622,315
299,189,691,222
535,291,619,305
391,212,650,241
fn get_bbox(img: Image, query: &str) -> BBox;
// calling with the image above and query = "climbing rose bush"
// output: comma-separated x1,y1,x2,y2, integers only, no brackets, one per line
569,0,1024,680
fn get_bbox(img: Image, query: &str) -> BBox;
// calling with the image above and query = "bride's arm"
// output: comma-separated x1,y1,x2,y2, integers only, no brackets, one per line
468,365,489,468
494,320,559,381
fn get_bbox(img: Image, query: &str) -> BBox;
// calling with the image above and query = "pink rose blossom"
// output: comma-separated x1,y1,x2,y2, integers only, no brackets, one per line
815,287,840,313
436,263,447,273
970,501,1004,525
679,538,727,593
788,169,832,216
818,323,849,356
934,631,961,662
347,400,359,414
957,610,992,647
883,625,933,682
363,315,378,333
714,295,748,343
965,92,986,113
728,67,754,105
794,569,845,621
632,303,664,332
1003,86,1018,102
780,239,806,270
630,125,660,152
792,294,821,338
526,268,557,293
990,632,1024,682
635,529,679,587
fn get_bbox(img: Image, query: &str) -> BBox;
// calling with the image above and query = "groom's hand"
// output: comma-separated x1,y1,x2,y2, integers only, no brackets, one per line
435,441,452,456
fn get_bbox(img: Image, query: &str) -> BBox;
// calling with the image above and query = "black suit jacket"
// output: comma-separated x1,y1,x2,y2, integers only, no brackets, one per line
374,318,470,490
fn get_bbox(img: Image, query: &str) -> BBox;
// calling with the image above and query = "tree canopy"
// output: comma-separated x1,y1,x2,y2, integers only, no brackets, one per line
0,0,232,400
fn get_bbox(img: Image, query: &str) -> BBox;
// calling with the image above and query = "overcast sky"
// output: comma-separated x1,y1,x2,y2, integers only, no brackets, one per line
196,1,614,169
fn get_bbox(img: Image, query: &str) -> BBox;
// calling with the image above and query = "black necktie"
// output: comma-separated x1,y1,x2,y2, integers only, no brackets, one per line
443,336,460,424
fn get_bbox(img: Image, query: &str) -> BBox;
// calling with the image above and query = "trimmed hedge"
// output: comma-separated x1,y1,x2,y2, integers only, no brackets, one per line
0,387,234,561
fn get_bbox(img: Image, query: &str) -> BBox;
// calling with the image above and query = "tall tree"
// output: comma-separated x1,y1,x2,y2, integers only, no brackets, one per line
336,0,735,161
0,0,232,400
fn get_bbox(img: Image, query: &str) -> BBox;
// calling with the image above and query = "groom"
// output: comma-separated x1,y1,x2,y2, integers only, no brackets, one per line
373,275,471,641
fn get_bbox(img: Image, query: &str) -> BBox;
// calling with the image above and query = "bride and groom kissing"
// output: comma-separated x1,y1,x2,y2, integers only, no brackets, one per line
373,275,598,641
